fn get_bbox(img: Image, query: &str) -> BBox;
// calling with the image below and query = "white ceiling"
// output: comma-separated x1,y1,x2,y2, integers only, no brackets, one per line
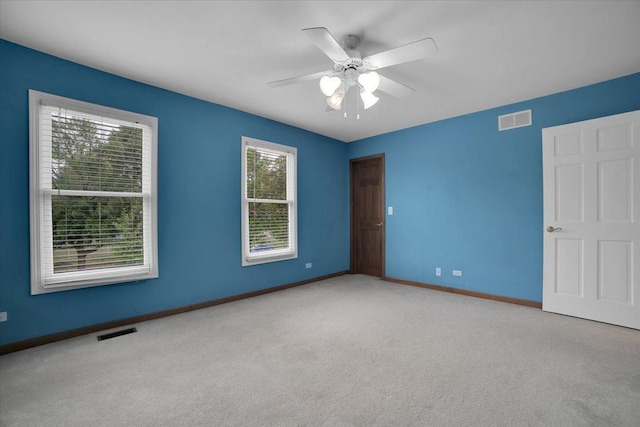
2,1,639,142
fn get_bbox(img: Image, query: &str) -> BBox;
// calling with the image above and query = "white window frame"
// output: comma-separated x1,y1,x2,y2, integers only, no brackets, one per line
29,90,158,294
241,137,297,266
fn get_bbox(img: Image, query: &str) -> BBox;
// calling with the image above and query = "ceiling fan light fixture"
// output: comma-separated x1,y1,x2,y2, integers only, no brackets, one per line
319,76,342,97
269,28,437,118
360,90,379,110
357,71,381,93
327,90,345,110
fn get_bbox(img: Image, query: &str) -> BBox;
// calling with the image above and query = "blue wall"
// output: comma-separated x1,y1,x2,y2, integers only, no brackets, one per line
2,38,639,347
348,72,640,302
0,40,349,345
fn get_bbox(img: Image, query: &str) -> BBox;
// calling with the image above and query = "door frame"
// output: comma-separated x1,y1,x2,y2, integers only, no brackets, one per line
349,153,385,276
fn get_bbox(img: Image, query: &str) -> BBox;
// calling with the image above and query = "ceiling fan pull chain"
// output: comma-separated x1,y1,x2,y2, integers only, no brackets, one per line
344,92,347,119
344,100,347,119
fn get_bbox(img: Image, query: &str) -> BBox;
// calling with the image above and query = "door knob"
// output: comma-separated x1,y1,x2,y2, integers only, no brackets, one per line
376,223,383,227
546,226,562,233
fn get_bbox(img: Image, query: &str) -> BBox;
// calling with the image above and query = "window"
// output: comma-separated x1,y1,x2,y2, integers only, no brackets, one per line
241,137,297,266
29,90,158,294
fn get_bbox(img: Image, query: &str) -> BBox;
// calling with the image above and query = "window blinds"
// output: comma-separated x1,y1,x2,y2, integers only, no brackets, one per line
37,103,153,287
243,139,296,264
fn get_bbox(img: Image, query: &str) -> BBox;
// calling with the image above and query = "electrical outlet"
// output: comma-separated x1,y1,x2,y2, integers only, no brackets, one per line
305,263,312,269
453,270,463,277
435,267,441,276
0,312,7,322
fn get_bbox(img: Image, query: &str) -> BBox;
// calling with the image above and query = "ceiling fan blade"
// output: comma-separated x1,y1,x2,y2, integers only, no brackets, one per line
268,70,333,88
376,75,415,98
364,37,438,70
302,27,351,63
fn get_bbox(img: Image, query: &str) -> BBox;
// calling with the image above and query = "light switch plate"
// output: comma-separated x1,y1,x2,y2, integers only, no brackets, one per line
388,206,393,215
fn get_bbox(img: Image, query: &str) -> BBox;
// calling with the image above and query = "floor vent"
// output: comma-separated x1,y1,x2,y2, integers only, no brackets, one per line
97,327,137,341
498,109,532,131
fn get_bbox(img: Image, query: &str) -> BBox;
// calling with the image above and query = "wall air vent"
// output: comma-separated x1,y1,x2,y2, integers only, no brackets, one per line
498,109,532,131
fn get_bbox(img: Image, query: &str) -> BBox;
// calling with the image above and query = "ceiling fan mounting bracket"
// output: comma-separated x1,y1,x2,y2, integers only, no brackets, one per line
342,34,361,51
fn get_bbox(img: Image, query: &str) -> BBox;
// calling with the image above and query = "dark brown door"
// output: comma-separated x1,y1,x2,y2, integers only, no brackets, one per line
350,154,385,277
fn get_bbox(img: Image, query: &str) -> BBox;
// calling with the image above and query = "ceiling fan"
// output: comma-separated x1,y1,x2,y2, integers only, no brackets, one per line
268,27,438,114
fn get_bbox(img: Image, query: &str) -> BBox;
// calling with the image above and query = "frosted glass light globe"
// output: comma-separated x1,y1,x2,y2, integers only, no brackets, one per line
357,71,380,93
360,90,379,110
319,76,342,97
326,90,345,110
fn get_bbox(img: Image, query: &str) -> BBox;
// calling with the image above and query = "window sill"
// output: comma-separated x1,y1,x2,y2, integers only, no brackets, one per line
242,251,297,267
32,268,158,295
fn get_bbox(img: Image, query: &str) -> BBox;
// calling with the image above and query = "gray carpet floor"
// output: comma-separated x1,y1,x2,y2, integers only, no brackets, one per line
1,274,639,426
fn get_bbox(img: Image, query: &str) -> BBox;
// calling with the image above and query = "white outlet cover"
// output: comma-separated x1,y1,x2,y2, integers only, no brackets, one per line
453,270,463,277
435,267,441,276
305,263,312,269
0,312,7,322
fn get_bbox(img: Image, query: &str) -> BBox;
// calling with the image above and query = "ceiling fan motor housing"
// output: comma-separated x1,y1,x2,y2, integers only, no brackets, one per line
334,53,367,88
337,34,369,85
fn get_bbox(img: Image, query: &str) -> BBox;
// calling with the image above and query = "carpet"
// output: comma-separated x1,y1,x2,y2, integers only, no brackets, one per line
1,275,639,426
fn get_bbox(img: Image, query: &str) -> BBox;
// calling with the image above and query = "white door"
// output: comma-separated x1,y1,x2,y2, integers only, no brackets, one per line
542,110,640,329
